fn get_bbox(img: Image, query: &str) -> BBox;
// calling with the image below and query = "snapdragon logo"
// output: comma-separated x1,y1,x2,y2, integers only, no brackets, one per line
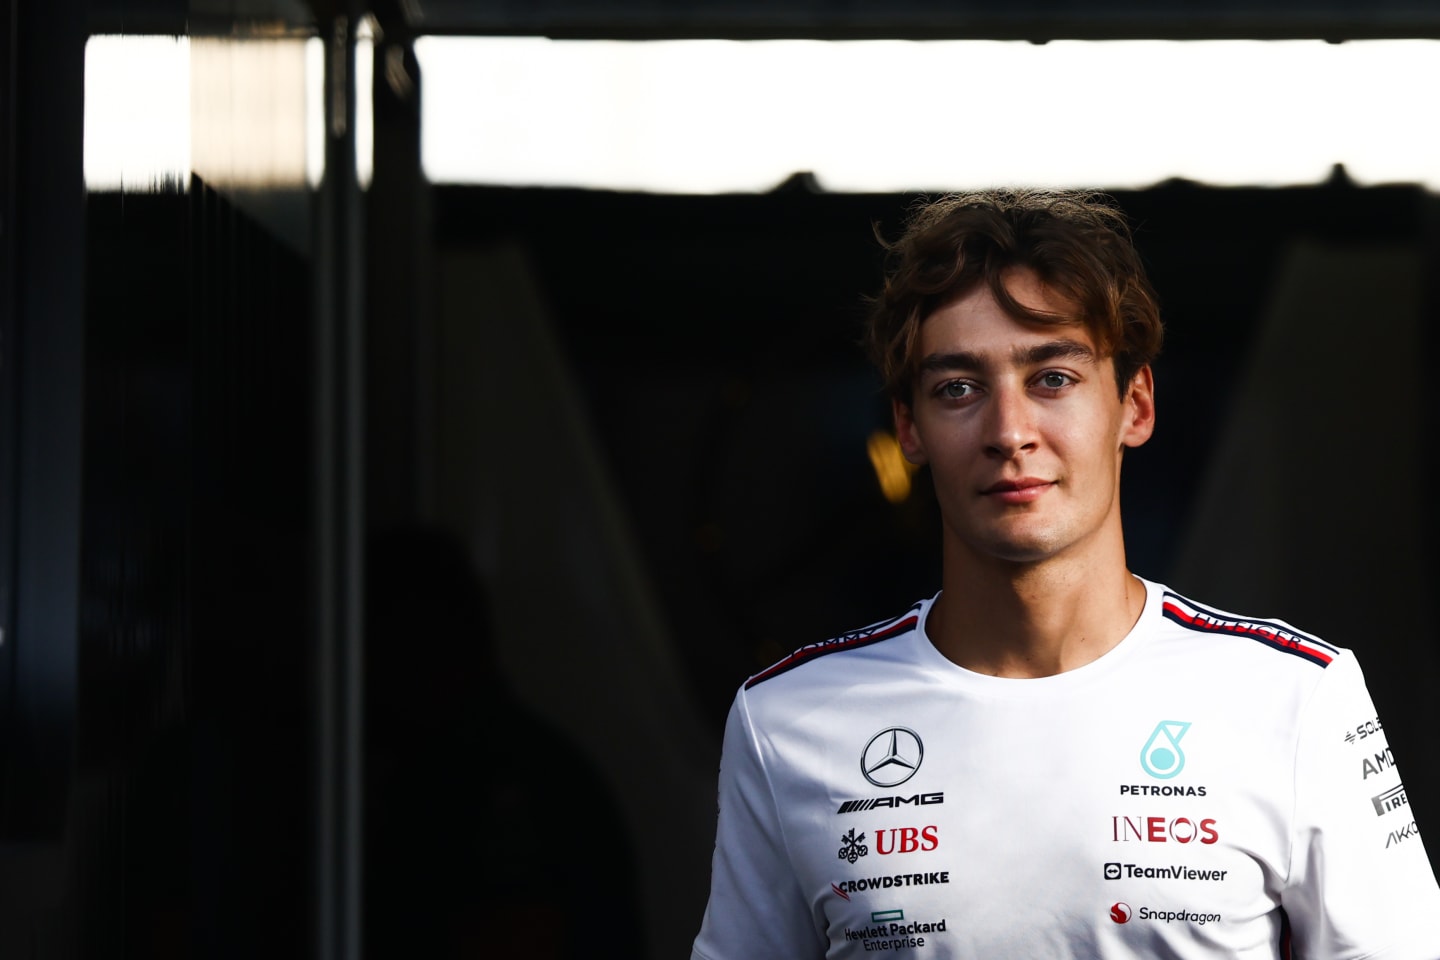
1141,721,1190,780
1111,903,1222,927
1137,907,1222,926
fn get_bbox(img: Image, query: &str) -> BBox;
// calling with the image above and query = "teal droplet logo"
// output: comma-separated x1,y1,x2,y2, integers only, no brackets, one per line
1141,721,1190,779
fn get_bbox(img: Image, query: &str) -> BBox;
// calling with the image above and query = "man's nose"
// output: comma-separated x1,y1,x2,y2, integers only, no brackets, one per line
983,385,1040,459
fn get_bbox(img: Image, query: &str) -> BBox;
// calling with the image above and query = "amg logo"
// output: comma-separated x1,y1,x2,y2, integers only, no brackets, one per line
1372,783,1408,817
837,792,943,815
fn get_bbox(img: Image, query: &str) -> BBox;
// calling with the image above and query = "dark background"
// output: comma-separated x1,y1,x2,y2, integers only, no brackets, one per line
3,1,1439,957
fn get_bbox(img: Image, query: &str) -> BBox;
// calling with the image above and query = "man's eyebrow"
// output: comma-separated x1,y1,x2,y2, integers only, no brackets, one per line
1016,339,1097,366
917,339,1097,375
918,350,985,374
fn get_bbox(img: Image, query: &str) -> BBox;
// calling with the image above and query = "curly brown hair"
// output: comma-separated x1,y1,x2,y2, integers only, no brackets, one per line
867,190,1163,402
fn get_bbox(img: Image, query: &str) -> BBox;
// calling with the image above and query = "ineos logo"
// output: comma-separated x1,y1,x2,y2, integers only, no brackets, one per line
1111,815,1219,845
862,727,923,788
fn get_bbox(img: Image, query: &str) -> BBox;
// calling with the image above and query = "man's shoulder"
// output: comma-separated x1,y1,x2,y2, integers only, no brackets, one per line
1150,582,1345,672
740,599,929,693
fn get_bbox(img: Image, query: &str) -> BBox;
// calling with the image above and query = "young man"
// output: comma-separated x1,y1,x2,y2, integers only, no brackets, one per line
691,191,1440,958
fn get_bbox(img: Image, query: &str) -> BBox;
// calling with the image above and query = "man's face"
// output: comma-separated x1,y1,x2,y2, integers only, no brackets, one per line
893,267,1154,566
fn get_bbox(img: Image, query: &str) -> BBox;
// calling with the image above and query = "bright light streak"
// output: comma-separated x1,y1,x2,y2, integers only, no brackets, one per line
356,16,376,189
84,35,191,192
191,37,313,189
307,37,326,188
415,37,1440,194
868,431,918,505
85,34,352,193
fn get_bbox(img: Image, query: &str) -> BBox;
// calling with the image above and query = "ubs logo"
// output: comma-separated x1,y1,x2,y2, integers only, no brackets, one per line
1141,721,1190,780
838,828,869,864
862,727,924,788
875,825,939,855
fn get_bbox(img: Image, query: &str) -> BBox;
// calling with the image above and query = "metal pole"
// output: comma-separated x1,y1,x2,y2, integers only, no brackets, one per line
315,8,365,960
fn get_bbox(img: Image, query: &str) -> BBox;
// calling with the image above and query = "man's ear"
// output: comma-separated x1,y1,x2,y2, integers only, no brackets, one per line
893,397,929,465
1121,365,1156,449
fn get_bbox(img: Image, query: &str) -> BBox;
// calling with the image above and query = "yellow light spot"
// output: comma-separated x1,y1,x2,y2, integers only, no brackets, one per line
867,430,917,504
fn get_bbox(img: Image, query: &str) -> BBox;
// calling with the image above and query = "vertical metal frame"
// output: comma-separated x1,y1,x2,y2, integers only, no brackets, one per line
0,0,86,843
0,0,16,753
314,6,367,960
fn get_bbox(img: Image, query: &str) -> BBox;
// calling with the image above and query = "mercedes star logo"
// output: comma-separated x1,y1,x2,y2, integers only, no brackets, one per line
861,726,923,787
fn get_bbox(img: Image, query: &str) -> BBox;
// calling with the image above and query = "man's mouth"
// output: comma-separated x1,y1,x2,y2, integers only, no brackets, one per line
982,478,1055,504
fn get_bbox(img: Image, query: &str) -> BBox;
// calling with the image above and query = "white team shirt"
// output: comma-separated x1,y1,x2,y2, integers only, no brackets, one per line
692,579,1440,959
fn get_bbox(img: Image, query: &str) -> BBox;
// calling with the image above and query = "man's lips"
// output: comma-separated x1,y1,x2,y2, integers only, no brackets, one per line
981,478,1055,504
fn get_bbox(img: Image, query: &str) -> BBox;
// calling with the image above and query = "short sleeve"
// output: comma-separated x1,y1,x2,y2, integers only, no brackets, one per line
692,691,826,960
1284,650,1440,959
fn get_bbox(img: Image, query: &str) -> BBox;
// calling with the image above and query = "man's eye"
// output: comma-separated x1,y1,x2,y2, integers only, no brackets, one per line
1038,372,1073,390
941,381,974,399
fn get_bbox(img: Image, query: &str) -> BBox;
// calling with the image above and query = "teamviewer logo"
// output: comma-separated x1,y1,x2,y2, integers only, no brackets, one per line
1104,862,1122,880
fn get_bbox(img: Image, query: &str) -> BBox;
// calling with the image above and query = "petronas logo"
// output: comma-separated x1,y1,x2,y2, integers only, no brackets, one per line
1141,721,1191,780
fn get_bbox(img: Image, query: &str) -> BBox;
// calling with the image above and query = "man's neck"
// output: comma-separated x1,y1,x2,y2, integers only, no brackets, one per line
927,544,1146,679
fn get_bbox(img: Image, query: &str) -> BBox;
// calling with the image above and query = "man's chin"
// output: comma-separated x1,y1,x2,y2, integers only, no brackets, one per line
988,543,1060,565
954,529,1064,566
